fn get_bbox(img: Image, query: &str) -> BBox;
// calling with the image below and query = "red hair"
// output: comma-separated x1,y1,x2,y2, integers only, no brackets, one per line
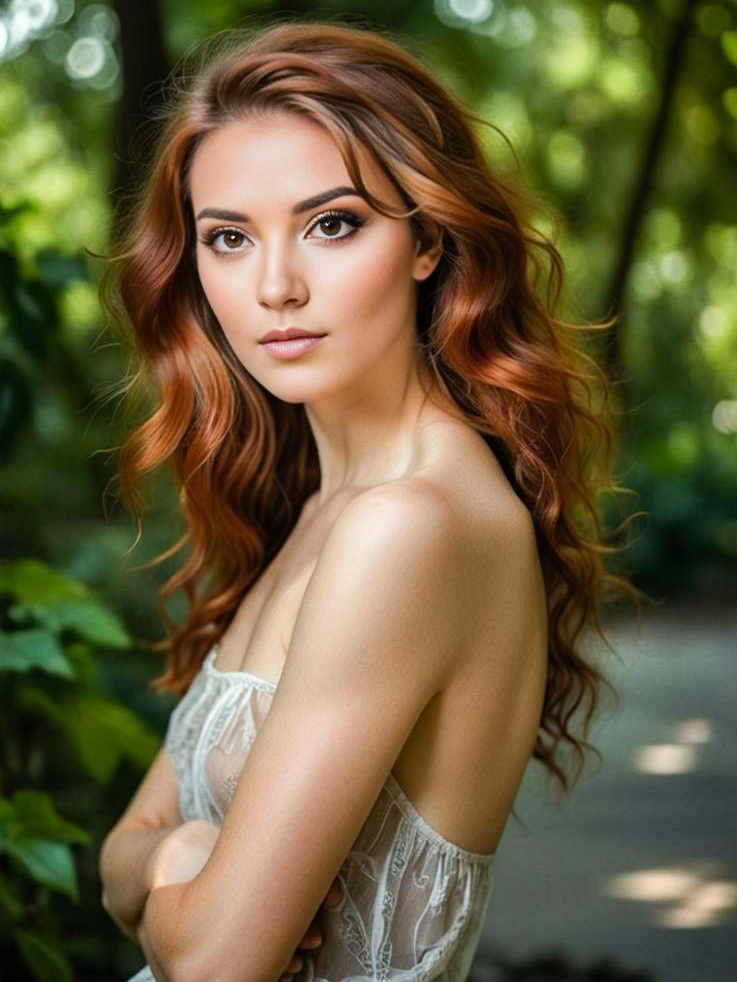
98,20,644,793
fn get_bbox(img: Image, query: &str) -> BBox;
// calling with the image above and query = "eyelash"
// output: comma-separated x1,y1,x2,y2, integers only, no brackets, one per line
198,209,366,256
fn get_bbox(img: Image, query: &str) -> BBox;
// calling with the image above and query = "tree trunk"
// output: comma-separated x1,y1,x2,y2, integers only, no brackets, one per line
110,0,170,237
603,0,699,382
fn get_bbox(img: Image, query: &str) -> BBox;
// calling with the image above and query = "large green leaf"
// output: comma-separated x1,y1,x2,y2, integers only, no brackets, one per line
2,791,90,845
0,628,74,677
0,559,88,603
8,598,131,648
15,929,73,982
17,688,159,782
5,839,78,898
66,695,159,781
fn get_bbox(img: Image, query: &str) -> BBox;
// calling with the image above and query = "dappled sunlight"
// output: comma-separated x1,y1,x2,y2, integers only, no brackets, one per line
604,867,737,929
631,714,719,774
672,717,715,744
632,743,698,774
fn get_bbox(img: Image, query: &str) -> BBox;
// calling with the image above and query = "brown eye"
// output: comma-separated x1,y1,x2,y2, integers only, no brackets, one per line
222,231,245,249
318,217,342,237
200,227,250,254
307,209,364,243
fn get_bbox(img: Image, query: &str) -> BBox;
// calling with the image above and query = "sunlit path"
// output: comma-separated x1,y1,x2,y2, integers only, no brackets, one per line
477,599,736,982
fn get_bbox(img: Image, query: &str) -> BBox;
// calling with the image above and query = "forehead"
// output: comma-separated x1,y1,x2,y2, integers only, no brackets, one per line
188,110,393,210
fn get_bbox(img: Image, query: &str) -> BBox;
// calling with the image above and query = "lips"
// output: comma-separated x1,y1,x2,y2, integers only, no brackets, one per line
261,334,325,360
260,328,326,343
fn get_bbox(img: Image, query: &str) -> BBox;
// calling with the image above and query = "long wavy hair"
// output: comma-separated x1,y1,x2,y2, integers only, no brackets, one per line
98,18,644,793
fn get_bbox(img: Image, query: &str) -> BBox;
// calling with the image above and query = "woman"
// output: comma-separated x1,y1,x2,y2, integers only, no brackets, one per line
98,19,637,982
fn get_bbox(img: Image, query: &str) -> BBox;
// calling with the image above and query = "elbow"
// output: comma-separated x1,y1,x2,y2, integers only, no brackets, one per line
98,825,119,897
145,887,278,982
167,947,280,982
164,956,255,982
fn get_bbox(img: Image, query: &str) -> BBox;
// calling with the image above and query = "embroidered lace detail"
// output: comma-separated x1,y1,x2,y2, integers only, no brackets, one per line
129,646,496,982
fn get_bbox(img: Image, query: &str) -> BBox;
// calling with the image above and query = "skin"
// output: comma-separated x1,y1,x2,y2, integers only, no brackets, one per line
147,820,340,978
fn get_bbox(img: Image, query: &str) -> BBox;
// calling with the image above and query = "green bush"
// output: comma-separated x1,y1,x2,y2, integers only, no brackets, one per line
0,558,159,981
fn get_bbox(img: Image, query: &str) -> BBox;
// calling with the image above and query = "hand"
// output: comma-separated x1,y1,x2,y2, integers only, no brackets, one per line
277,876,342,981
145,819,221,893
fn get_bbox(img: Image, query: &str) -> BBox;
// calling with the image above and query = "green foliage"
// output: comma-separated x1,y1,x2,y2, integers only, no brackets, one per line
0,558,158,982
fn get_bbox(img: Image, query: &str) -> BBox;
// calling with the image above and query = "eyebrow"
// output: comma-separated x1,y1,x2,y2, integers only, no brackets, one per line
195,186,365,222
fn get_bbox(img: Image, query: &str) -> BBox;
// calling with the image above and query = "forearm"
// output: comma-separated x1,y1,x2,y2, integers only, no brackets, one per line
138,880,200,982
100,824,180,939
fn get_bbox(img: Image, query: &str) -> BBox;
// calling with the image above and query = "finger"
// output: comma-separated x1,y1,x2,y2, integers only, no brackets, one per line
298,929,321,950
324,879,342,906
287,955,303,973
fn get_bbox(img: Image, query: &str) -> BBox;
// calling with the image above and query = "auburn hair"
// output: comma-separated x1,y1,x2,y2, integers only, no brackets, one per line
98,18,643,793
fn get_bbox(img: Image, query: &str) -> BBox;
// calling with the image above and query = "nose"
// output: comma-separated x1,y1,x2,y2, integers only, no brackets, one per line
257,237,308,310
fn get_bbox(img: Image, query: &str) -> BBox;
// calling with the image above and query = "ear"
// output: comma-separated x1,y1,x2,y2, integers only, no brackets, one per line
411,231,444,282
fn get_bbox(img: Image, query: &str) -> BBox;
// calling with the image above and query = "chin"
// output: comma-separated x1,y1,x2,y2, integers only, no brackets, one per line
260,373,357,406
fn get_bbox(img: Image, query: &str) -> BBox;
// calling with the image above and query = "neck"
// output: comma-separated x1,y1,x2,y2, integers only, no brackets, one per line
304,354,459,504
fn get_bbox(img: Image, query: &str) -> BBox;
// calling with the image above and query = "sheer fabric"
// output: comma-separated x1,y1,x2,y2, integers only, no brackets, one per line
126,645,495,982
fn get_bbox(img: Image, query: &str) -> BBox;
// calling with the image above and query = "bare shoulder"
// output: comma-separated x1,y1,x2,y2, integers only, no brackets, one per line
294,479,472,688
333,477,461,542
320,477,470,596
320,458,539,615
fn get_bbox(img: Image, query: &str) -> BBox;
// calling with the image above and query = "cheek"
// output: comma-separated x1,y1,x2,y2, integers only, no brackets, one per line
324,232,416,321
196,259,241,326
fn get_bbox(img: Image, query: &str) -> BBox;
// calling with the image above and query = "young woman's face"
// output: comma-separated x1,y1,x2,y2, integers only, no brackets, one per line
189,111,437,405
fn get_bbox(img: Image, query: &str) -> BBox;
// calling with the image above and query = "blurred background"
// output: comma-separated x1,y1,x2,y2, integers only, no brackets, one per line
0,1,734,980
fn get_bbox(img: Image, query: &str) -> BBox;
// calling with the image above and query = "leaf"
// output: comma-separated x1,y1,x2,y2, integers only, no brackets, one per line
6,839,78,898
8,597,131,648
14,929,72,982
8,791,90,845
35,250,89,286
722,30,737,68
0,559,88,604
15,688,159,782
66,695,158,781
0,628,74,677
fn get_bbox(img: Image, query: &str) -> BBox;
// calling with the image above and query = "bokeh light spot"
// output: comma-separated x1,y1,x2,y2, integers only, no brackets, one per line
65,35,104,78
448,0,493,22
606,3,640,36
712,400,737,435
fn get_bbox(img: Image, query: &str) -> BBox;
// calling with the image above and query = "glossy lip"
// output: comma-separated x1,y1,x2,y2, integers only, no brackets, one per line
262,335,325,360
259,327,326,343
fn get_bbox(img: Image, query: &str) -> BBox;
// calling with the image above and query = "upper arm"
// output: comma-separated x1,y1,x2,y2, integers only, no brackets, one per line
177,486,467,982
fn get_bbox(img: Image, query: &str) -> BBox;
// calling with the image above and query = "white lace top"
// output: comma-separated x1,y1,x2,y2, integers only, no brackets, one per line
126,644,496,982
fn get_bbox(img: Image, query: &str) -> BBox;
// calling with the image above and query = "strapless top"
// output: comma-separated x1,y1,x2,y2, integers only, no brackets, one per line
126,644,496,982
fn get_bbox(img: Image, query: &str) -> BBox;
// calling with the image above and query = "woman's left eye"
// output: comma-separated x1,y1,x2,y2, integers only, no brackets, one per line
307,210,365,242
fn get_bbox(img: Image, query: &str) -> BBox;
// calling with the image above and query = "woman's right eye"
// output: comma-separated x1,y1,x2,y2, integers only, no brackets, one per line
199,228,250,255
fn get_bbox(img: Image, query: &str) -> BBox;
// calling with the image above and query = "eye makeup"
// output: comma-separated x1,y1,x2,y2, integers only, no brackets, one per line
198,208,366,256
